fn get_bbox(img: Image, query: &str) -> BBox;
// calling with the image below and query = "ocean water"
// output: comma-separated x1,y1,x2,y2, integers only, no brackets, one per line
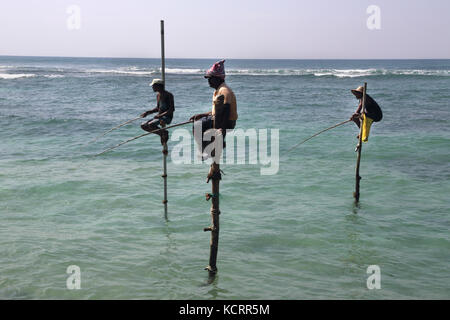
0,56,449,299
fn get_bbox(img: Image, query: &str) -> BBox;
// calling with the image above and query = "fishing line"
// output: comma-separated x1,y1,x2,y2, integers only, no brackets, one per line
287,119,352,153
93,119,193,157
74,119,193,170
81,115,143,149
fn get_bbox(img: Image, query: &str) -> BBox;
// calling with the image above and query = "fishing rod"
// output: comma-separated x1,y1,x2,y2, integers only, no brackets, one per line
81,104,193,150
82,115,144,148
93,119,193,158
287,119,352,153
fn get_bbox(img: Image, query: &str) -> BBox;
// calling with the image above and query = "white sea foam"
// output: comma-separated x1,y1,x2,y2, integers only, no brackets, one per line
85,68,154,75
225,68,442,77
312,69,378,78
388,69,449,76
84,67,204,76
1,65,448,79
165,68,203,74
43,74,65,79
0,73,36,79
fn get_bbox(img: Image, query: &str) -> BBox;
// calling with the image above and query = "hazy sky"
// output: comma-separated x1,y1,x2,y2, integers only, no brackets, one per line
0,0,449,59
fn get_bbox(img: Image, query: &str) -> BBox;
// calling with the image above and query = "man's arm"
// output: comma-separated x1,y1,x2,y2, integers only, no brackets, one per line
140,107,158,118
141,92,161,118
349,100,363,127
355,99,363,114
154,110,172,118
189,111,212,121
350,100,363,121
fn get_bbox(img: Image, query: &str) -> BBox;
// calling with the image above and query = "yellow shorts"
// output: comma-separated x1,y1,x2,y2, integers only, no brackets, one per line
362,114,374,142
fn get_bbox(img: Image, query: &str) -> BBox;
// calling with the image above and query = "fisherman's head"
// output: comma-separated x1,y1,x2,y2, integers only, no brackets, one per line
351,86,364,99
205,60,226,89
150,79,164,92
205,76,224,89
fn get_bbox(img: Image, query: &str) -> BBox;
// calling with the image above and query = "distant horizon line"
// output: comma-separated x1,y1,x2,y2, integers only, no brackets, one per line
0,54,449,61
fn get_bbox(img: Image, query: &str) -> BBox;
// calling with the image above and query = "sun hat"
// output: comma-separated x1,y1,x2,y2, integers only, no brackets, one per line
150,79,164,86
205,60,226,79
351,86,364,96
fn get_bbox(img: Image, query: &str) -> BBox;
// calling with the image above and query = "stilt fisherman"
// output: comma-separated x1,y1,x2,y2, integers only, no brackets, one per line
350,86,383,142
190,60,238,157
141,79,175,144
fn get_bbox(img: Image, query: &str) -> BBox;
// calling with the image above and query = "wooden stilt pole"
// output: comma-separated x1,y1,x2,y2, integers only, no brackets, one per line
160,20,165,84
204,162,220,275
354,82,367,203
203,102,227,276
160,20,168,218
162,142,168,219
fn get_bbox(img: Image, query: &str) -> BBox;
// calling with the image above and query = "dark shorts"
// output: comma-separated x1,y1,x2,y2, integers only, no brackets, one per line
193,116,236,152
195,116,236,132
142,116,173,130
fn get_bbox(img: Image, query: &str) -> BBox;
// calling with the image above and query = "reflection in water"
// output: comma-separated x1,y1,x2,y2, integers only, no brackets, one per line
202,273,219,299
352,201,361,214
200,274,230,299
164,204,171,223
199,271,218,287
343,215,365,298
344,211,363,267
163,220,176,256
206,271,217,285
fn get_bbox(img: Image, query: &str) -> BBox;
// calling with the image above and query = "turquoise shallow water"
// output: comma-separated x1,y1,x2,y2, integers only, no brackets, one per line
0,57,449,299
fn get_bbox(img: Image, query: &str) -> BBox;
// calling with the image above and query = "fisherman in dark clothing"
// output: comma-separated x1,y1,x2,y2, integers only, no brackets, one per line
350,86,382,142
141,79,174,144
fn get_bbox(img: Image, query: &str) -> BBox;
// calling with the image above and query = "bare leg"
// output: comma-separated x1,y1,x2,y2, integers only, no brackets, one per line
141,120,159,132
159,120,169,144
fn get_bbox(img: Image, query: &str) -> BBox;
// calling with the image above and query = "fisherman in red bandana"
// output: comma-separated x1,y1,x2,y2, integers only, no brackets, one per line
190,60,238,153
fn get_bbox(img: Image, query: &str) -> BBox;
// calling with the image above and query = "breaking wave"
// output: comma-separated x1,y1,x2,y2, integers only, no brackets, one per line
226,68,449,77
1,65,448,79
84,67,450,77
84,67,449,77
0,73,36,79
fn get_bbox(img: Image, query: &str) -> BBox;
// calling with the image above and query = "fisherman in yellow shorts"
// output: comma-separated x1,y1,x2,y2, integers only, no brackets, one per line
350,86,383,142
